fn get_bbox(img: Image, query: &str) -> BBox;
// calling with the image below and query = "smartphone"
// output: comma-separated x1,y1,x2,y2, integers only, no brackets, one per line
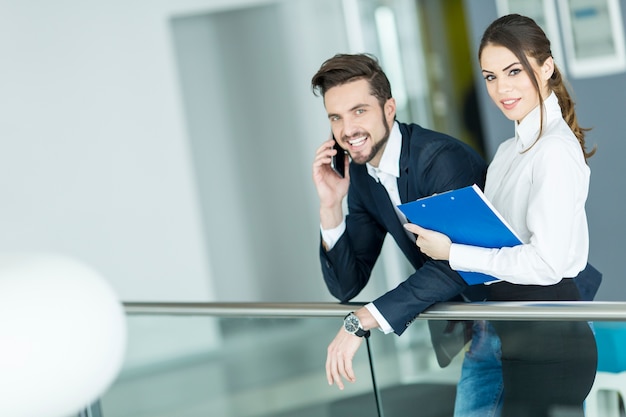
330,138,346,178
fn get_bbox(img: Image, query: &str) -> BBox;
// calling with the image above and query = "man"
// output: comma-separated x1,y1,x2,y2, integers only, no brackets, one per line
311,52,486,385
311,52,602,417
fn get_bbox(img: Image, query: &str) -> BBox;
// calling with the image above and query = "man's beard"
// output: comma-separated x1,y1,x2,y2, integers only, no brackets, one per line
348,115,391,165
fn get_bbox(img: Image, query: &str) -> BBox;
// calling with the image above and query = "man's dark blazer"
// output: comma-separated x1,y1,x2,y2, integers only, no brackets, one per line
320,122,487,335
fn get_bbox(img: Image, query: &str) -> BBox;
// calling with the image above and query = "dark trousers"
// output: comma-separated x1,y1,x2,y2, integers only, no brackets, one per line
488,279,598,417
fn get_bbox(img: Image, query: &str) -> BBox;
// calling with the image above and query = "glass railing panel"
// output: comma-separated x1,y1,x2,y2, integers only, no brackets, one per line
99,315,384,417
587,320,626,417
360,319,463,417
363,318,626,417
97,302,626,417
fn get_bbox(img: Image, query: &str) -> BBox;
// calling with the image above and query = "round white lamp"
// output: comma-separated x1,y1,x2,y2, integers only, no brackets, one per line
0,254,127,417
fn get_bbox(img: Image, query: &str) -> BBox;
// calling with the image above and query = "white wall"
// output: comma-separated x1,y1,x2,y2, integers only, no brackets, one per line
0,0,356,303
0,0,285,302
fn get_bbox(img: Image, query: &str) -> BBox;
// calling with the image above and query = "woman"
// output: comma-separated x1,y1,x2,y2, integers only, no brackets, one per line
405,14,597,417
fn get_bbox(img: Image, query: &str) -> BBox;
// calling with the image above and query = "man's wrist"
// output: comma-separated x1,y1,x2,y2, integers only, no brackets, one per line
364,304,392,334
319,203,344,230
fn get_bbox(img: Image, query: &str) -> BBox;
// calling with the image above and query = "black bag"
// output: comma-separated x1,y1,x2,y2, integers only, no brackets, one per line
428,319,473,368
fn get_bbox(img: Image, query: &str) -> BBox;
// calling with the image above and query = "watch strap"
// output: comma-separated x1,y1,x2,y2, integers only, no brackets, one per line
355,327,371,338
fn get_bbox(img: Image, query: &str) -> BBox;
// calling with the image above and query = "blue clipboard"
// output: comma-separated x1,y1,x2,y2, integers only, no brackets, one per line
398,184,522,285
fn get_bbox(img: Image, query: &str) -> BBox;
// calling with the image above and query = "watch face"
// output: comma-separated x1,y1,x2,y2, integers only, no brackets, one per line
344,314,360,333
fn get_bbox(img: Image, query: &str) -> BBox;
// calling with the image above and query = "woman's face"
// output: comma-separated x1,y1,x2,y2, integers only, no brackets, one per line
480,44,552,123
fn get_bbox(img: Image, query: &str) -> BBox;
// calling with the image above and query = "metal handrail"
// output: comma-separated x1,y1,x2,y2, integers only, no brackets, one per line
123,301,626,321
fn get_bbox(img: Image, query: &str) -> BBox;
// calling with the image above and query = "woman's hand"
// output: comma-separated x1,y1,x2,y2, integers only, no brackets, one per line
404,223,452,261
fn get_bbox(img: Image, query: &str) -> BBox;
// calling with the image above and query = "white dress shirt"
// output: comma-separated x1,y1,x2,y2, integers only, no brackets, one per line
321,122,403,333
449,92,590,285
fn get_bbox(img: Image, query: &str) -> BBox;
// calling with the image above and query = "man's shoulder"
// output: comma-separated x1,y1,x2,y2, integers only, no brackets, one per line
398,121,485,175
398,121,468,149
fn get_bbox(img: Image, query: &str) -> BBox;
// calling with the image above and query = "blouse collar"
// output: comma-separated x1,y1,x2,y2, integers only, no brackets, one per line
514,92,561,152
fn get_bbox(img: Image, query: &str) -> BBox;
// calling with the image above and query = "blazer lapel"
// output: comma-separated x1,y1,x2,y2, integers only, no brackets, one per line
367,177,420,267
398,124,411,204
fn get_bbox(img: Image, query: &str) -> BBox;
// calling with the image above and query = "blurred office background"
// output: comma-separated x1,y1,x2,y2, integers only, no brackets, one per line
1,0,626,415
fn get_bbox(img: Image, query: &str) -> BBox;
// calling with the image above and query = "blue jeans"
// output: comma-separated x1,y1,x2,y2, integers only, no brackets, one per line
454,320,503,417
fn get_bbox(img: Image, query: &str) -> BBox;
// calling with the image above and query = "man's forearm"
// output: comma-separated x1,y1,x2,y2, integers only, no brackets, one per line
320,203,344,230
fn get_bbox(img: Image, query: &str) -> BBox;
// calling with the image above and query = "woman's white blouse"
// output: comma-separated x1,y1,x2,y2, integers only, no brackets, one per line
449,93,590,285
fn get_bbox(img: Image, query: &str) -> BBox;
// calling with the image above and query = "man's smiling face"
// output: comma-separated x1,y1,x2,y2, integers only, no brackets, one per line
324,78,396,167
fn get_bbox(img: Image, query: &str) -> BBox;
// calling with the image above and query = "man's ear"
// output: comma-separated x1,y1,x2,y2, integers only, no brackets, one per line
385,97,396,121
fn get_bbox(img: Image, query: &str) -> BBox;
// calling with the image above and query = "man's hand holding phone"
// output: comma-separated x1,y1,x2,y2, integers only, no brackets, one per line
312,137,350,230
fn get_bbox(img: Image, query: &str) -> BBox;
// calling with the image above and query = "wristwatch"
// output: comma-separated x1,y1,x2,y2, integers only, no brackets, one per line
343,312,371,338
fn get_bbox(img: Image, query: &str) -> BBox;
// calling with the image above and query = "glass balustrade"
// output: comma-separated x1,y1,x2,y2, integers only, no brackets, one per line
95,304,626,417
98,315,385,417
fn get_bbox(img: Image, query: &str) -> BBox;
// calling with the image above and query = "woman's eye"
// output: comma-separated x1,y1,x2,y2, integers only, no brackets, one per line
484,74,495,81
356,109,365,115
510,68,521,76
